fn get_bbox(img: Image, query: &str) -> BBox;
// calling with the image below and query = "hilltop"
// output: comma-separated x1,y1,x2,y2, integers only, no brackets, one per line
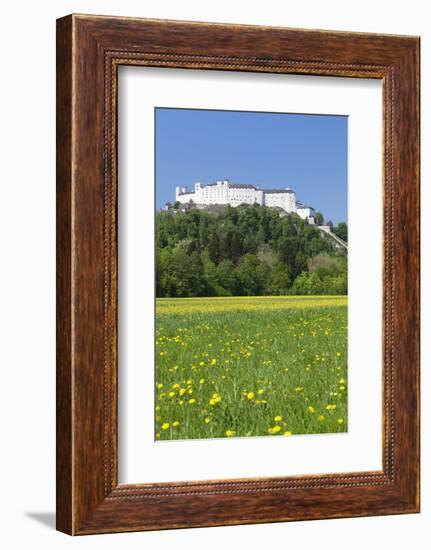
156,203,347,298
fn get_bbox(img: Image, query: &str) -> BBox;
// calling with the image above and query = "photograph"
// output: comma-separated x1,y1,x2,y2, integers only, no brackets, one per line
154,107,348,441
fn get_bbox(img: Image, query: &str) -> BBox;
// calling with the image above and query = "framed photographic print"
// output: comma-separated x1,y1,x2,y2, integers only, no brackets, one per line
56,14,420,534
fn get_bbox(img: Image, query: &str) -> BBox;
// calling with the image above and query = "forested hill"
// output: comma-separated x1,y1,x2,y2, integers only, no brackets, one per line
156,204,347,298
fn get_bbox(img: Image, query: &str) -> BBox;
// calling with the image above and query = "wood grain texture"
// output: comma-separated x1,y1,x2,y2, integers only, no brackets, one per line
56,14,420,535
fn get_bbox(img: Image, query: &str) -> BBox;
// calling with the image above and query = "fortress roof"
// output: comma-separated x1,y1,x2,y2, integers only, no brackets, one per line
228,183,256,189
263,188,295,194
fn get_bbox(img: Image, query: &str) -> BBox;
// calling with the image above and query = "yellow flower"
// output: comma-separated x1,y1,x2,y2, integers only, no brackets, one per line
307,406,315,413
199,361,205,366
274,415,282,422
295,387,303,392
283,431,292,436
157,383,163,389
204,417,210,424
337,418,344,424
169,391,175,397
209,393,221,405
258,389,264,395
339,386,346,391
189,398,196,404
211,359,217,365
325,404,337,410
268,425,282,434
247,391,255,400
339,378,345,384
225,430,236,437
199,378,205,384
172,421,180,427
161,422,169,430
172,383,180,389
318,415,325,422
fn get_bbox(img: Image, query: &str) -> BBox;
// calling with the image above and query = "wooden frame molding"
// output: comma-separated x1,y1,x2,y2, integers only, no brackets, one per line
56,14,420,534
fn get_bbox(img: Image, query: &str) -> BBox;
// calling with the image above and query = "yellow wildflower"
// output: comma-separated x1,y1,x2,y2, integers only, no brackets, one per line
307,406,315,413
161,422,169,430
274,415,282,422
268,425,282,434
225,430,236,437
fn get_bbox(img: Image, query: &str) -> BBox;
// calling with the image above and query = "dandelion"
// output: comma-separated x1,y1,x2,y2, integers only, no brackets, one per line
157,383,163,389
307,406,315,414
268,425,282,434
169,391,175,397
247,391,255,400
161,422,170,430
318,415,325,422
274,415,282,422
225,430,236,437
199,378,205,384
172,421,180,427
204,417,210,424
326,404,337,410
209,393,222,405
295,387,303,392
337,418,344,424
283,431,292,436
189,398,196,404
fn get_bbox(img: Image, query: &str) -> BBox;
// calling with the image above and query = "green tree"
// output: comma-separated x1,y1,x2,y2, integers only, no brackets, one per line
268,262,291,295
314,211,324,225
216,259,239,295
334,222,348,242
236,254,267,296
168,249,206,297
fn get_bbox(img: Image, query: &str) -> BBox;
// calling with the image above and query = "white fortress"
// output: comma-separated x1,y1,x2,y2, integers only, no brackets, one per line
175,180,315,222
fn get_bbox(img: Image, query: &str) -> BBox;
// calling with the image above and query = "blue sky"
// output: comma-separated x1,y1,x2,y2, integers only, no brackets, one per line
155,108,347,224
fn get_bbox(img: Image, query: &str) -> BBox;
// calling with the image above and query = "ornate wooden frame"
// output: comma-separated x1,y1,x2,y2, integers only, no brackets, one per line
56,14,420,534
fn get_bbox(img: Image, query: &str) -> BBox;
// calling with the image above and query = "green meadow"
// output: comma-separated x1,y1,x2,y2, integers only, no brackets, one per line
155,295,348,441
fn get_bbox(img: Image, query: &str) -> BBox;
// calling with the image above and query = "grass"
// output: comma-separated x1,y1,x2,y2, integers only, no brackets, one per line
155,296,347,441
